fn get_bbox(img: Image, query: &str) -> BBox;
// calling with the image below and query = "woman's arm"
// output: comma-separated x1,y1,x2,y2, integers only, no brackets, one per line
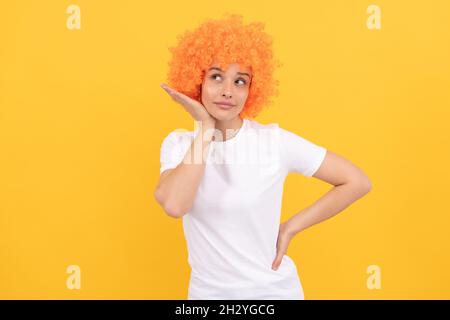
285,150,372,236
154,122,215,219
273,150,371,270
155,83,217,219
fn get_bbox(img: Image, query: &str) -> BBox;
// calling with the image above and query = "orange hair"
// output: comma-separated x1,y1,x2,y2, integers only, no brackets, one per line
166,13,282,119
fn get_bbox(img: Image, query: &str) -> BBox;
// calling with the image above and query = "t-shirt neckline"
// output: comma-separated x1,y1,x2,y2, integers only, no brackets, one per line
211,118,248,146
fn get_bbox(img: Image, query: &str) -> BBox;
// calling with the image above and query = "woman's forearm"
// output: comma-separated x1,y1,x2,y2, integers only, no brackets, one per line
155,122,215,218
285,178,372,236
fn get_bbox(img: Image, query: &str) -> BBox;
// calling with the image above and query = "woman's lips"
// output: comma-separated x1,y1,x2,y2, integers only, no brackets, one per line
214,102,235,109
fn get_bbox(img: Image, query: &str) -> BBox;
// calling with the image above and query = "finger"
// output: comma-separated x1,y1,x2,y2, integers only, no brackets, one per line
272,252,283,271
160,83,169,92
162,87,179,101
161,84,175,94
161,84,192,102
161,85,174,95
165,88,182,100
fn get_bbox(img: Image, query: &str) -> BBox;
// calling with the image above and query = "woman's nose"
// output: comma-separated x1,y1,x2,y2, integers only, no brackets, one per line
221,81,233,98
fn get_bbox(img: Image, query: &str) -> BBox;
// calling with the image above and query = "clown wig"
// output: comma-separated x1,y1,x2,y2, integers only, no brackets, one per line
166,13,282,119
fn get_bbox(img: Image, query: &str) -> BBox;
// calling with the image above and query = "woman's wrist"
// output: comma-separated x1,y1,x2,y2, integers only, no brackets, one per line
195,120,215,141
284,218,300,238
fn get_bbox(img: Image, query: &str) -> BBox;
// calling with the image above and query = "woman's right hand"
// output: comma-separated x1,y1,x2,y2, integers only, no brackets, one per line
160,83,216,127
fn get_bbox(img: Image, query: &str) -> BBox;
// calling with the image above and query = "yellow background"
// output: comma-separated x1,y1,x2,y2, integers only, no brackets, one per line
1,0,449,299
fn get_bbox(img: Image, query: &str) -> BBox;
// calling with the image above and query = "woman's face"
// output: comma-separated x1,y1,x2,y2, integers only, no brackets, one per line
201,62,252,121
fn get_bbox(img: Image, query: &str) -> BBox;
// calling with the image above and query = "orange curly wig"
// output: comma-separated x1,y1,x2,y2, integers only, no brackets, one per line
166,13,282,119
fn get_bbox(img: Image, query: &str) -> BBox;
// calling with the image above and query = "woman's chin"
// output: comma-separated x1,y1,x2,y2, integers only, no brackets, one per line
212,113,237,122
211,109,241,120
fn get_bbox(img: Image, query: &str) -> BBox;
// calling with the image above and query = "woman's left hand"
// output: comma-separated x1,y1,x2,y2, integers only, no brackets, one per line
272,221,295,271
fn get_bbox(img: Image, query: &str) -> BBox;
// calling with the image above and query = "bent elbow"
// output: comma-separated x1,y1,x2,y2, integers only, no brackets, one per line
358,175,372,194
154,187,165,207
164,205,185,219
154,188,186,219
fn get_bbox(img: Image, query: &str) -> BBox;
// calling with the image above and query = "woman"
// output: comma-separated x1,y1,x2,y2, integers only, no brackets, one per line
155,14,372,300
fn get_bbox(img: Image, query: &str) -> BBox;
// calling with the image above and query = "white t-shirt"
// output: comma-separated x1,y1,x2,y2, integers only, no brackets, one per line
159,118,327,300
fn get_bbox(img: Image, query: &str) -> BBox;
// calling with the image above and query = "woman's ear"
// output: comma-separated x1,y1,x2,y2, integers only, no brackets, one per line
197,83,204,105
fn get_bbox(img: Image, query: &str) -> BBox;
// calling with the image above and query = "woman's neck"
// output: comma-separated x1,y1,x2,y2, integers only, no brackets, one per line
213,117,244,142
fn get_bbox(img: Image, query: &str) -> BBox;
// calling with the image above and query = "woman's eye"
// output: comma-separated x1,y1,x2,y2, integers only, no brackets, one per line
211,74,246,86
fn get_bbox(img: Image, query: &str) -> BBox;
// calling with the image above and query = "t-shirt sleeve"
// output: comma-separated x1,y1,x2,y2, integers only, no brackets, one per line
278,127,327,177
159,131,192,174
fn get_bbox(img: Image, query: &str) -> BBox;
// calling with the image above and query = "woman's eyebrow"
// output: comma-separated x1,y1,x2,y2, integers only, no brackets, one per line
208,67,251,78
